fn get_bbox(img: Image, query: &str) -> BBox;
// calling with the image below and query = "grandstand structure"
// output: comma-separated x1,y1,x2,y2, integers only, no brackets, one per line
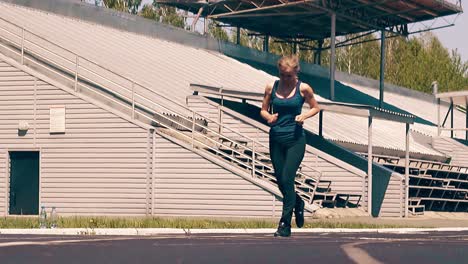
0,0,466,219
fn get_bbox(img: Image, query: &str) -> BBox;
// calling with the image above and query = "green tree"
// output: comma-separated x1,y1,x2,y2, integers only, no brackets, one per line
323,31,467,93
297,40,319,64
208,21,229,41
155,6,185,28
334,33,380,79
139,4,157,20
139,2,185,28
269,38,295,57
385,33,467,93
99,0,142,14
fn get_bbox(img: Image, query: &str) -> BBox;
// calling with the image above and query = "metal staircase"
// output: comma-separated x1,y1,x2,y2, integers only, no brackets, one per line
186,95,360,208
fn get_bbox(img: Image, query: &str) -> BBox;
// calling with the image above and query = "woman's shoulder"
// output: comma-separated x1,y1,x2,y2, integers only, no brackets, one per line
299,81,314,93
264,80,277,94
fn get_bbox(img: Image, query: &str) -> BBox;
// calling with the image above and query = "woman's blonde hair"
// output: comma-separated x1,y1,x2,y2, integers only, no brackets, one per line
277,55,300,72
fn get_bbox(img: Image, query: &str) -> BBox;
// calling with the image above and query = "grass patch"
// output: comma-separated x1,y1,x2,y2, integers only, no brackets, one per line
0,216,410,229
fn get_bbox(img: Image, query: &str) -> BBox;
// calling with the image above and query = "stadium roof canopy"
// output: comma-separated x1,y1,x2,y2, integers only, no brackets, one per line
156,0,463,40
157,0,463,106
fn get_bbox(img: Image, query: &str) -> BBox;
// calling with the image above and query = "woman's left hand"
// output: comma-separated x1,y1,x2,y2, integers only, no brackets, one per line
295,114,306,125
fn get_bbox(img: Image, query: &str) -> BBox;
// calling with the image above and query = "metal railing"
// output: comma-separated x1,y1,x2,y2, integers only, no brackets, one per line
188,94,323,176
0,17,322,202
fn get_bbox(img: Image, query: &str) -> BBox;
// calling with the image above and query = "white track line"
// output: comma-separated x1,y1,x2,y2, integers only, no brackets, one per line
0,227,468,236
0,237,137,248
342,241,384,264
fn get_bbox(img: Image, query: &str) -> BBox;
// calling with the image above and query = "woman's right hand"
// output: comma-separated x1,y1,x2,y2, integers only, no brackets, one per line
267,113,278,124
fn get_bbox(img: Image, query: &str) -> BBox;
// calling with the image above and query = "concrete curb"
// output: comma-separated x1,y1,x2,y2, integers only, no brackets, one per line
1,227,468,236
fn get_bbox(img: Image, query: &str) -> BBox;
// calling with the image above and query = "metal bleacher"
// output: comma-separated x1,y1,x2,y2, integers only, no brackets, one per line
369,154,468,214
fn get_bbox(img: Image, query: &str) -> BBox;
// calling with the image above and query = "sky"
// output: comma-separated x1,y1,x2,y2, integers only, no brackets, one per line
430,1,467,62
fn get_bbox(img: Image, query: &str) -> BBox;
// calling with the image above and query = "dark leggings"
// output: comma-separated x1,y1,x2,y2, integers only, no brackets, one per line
269,135,306,226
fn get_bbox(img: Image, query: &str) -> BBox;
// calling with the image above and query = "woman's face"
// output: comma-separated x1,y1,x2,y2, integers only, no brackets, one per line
278,66,298,85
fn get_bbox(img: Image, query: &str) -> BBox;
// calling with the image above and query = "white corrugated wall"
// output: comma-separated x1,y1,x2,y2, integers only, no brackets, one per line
379,176,405,217
153,135,282,218
0,59,150,216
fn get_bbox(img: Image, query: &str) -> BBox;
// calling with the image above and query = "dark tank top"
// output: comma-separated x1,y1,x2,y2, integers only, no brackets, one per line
269,80,305,144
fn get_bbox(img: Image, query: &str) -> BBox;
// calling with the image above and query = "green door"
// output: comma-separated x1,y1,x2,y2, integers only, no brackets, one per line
9,151,39,215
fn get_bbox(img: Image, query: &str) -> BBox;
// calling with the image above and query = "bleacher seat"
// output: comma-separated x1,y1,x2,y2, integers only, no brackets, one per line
362,153,468,213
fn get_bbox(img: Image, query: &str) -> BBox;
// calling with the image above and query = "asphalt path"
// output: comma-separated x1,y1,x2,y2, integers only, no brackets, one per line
0,231,467,264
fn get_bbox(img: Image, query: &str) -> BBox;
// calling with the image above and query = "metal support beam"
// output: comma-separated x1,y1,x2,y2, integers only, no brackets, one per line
263,35,269,52
318,24,454,52
353,0,414,22
433,81,440,135
437,98,441,136
451,100,454,138
209,0,314,19
203,17,208,35
442,103,453,127
402,0,438,17
314,39,323,65
405,123,410,218
210,10,319,19
368,116,373,216
330,12,336,101
379,30,386,109
191,7,204,32
319,110,323,137
305,1,406,37
236,26,241,45
318,39,323,65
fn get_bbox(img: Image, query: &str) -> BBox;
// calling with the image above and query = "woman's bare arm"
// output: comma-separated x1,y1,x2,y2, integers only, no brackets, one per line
295,83,320,124
260,82,278,124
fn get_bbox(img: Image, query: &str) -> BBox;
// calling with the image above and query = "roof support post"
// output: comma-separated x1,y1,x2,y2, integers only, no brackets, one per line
319,110,323,137
433,82,440,136
203,16,208,35
405,123,410,218
330,12,336,101
451,99,454,138
379,30,386,108
263,35,269,52
437,98,441,136
151,130,156,216
219,93,224,134
236,26,241,45
367,116,373,216
314,39,323,65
